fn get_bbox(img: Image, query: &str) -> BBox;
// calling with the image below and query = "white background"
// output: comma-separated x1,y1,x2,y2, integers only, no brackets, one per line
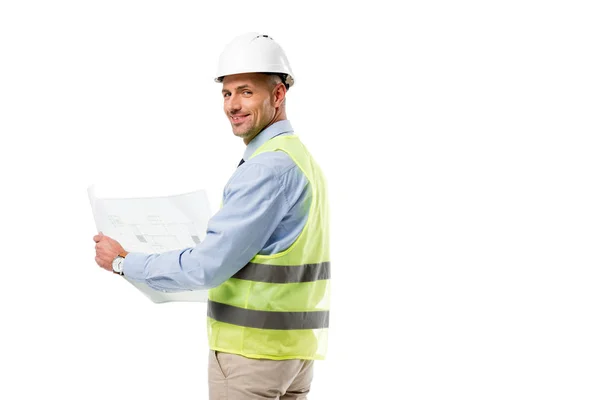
1,1,599,399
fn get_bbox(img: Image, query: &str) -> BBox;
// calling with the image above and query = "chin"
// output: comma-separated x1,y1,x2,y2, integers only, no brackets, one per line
233,130,250,139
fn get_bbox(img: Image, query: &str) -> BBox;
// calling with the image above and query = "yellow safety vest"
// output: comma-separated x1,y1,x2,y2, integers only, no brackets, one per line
207,134,331,360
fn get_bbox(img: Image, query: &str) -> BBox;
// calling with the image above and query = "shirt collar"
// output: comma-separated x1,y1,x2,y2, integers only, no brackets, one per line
243,120,294,161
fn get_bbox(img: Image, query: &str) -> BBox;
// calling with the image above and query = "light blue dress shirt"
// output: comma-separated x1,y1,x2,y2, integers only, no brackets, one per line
123,120,311,292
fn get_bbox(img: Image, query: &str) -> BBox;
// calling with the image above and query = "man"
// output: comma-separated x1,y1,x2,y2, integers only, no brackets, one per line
93,32,330,399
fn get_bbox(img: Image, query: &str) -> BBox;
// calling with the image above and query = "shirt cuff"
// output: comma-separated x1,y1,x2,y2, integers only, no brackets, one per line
123,252,150,281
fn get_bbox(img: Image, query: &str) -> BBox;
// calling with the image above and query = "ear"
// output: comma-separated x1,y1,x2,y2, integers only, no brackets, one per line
272,83,286,108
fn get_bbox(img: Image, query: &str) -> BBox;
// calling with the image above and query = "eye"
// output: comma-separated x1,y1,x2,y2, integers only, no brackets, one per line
243,91,252,96
223,92,231,98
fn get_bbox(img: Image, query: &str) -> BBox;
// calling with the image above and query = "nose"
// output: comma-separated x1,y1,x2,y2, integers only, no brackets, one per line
226,93,242,115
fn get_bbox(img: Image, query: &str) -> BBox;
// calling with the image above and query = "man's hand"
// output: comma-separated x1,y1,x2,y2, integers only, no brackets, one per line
93,232,128,272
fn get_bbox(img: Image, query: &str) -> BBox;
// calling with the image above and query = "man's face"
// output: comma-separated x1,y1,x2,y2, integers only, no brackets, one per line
222,73,277,144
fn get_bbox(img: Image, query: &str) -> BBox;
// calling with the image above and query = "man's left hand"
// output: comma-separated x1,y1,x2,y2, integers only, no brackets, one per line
93,232,127,272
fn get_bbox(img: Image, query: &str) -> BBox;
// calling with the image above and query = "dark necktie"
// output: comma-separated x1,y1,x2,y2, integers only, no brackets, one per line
238,158,245,167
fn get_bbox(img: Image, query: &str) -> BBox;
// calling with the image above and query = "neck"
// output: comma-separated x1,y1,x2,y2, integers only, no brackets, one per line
243,110,287,145
264,108,287,134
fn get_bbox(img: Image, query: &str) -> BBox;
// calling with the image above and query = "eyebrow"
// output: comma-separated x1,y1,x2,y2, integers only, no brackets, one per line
222,84,251,94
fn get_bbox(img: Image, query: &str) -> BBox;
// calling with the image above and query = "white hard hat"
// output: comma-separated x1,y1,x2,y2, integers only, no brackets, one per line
215,32,295,88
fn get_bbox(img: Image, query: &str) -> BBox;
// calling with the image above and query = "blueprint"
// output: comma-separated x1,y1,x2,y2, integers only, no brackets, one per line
87,185,211,303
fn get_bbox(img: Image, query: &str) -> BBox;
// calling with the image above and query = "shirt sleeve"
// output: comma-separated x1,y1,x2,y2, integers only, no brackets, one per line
122,162,290,292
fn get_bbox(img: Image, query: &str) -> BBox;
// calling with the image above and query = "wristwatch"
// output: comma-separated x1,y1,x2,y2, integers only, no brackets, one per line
112,252,128,275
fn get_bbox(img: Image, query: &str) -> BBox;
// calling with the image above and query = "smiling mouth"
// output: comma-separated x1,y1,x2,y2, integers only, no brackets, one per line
231,114,250,124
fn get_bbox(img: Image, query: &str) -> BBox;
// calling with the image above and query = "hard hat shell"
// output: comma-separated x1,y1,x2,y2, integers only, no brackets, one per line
215,32,295,88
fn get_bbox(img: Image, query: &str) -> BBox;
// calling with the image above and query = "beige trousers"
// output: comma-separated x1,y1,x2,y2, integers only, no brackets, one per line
208,350,314,400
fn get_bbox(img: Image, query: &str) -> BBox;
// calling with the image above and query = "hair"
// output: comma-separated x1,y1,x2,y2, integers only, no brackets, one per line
265,73,290,90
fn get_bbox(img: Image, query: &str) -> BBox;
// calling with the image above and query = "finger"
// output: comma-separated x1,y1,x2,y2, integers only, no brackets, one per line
96,236,111,244
96,242,106,251
96,248,110,258
96,257,110,270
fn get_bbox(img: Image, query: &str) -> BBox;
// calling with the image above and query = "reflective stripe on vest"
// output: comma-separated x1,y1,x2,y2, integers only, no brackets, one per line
231,261,330,283
208,300,329,330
